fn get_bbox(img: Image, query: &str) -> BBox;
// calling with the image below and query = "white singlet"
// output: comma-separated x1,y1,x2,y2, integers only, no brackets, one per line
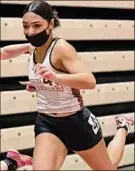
28,38,83,115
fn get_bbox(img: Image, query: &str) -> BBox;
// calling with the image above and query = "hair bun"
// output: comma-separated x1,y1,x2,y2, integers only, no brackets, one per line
53,10,60,28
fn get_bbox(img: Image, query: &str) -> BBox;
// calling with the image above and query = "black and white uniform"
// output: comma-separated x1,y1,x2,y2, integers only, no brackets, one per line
29,38,103,151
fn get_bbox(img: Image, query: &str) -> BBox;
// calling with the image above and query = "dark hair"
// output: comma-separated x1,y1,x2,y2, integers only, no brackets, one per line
23,0,60,28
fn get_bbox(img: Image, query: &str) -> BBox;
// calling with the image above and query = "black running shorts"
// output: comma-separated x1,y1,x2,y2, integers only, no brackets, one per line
34,107,103,151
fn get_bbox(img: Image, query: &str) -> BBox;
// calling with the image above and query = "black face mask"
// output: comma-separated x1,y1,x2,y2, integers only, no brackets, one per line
25,28,50,47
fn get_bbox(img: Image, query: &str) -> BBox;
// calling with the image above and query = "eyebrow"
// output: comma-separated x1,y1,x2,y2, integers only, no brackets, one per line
23,21,41,24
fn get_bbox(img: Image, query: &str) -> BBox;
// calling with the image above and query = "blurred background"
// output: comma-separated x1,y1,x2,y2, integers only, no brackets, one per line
0,1,135,170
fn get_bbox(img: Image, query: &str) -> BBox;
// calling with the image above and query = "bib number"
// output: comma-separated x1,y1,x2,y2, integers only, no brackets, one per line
88,113,100,134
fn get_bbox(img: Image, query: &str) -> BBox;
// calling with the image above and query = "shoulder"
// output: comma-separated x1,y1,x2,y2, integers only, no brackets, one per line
54,39,78,60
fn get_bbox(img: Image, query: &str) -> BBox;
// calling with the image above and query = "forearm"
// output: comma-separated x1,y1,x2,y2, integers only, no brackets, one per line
0,43,30,60
55,73,96,89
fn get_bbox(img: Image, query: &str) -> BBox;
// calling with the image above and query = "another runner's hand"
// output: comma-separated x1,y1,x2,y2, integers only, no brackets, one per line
26,84,36,92
19,81,36,92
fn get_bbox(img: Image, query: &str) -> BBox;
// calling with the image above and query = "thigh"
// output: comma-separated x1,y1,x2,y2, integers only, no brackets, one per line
33,133,68,170
75,138,117,170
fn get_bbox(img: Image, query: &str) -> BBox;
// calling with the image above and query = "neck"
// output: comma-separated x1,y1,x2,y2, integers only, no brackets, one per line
34,34,54,63
37,34,54,52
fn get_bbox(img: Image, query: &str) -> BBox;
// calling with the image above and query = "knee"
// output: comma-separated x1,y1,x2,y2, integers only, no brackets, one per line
113,162,118,170
33,161,60,170
33,165,56,170
111,161,118,170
